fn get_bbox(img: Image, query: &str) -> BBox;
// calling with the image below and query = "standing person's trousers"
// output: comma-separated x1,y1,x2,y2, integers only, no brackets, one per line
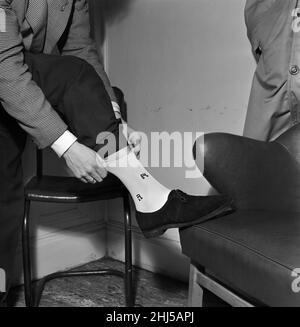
0,52,120,298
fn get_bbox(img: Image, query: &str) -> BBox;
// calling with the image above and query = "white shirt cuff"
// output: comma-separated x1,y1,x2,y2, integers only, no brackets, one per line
112,101,122,119
51,130,77,157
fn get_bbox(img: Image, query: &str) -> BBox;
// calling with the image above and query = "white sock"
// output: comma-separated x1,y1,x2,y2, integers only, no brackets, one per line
97,147,171,213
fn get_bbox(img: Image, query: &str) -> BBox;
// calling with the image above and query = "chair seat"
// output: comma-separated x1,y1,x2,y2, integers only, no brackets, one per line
25,174,127,203
180,210,300,307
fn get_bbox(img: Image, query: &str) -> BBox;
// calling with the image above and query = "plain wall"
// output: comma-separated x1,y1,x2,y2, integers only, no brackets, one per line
104,0,255,194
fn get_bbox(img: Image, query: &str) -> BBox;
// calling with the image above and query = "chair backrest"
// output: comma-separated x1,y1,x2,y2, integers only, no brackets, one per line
36,86,127,177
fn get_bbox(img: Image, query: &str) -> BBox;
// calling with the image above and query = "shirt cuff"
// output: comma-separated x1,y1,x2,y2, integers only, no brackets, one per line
51,130,77,158
112,101,122,119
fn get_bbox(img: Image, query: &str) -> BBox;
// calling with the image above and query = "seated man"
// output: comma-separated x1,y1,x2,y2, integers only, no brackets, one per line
0,0,232,305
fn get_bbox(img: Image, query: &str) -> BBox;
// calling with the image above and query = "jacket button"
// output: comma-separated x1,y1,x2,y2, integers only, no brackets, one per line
290,65,300,75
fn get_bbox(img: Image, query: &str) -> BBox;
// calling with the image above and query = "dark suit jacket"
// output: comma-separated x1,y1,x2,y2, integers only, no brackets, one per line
0,0,110,148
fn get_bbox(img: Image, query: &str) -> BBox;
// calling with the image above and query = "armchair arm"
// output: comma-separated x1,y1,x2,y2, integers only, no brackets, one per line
193,132,300,212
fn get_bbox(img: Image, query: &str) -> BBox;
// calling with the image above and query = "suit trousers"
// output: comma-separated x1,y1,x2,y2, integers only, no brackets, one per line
0,52,120,296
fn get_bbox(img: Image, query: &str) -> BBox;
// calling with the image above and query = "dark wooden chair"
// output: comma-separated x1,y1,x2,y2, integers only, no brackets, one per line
22,87,134,307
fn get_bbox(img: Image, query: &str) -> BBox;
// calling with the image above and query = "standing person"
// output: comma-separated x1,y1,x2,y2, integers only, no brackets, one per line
244,0,300,141
0,0,232,306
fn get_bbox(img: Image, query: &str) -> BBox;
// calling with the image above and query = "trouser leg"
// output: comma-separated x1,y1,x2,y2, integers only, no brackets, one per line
0,107,26,298
24,52,121,151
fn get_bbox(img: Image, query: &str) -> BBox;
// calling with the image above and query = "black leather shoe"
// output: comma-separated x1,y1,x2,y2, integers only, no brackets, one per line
136,190,234,238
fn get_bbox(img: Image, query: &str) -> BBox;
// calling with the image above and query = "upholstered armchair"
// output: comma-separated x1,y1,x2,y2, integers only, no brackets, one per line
180,124,300,307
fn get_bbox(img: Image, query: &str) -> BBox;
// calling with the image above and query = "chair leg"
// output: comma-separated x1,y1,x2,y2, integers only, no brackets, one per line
188,263,204,307
123,193,134,307
22,199,33,307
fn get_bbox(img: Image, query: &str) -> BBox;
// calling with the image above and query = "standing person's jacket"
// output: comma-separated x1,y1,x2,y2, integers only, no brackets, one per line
244,0,300,141
0,0,112,148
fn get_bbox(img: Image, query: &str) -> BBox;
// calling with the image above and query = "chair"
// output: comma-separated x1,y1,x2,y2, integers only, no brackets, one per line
22,87,134,307
180,125,300,307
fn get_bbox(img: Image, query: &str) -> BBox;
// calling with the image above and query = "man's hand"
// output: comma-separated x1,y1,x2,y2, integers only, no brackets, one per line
122,122,142,158
63,141,107,183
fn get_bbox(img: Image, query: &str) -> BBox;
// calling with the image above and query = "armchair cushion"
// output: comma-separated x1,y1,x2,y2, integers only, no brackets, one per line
180,210,300,307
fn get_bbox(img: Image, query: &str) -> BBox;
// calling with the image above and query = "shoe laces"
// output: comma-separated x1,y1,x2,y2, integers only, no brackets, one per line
174,189,187,203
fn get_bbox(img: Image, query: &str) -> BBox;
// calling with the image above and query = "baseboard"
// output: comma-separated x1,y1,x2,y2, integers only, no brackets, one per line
107,218,190,283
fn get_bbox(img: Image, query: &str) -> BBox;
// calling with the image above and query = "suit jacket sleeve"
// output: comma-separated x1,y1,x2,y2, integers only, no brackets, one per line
0,1,68,148
61,0,116,102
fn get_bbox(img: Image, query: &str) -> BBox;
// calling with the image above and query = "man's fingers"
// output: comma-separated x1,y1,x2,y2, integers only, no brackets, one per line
97,167,108,179
89,164,108,183
90,171,103,183
63,143,108,184
83,173,96,184
134,144,141,155
129,132,142,157
129,142,141,157
94,159,108,179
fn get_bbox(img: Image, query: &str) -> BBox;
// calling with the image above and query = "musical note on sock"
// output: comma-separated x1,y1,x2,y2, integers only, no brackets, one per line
136,194,143,202
140,173,149,180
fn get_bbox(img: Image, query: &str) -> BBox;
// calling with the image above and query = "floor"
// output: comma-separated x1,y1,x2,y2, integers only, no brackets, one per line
9,258,189,307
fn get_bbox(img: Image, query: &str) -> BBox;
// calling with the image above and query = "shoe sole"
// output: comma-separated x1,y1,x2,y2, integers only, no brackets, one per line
141,201,235,239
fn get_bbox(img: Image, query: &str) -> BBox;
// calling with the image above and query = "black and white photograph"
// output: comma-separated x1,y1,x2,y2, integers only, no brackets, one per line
0,0,300,313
